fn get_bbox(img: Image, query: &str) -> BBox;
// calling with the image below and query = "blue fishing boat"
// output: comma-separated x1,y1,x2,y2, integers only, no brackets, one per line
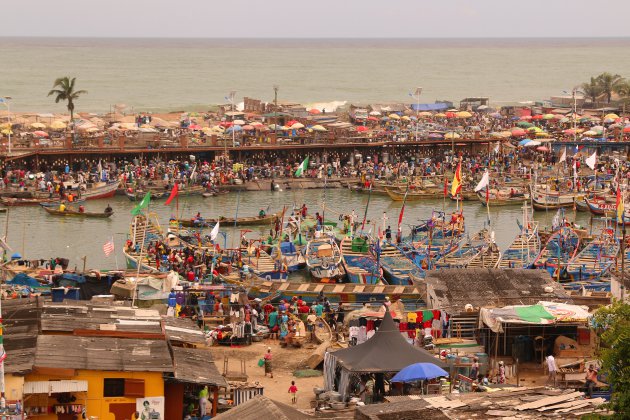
533,226,580,277
375,242,425,285
435,229,493,268
305,235,346,283
269,241,306,273
564,228,619,281
340,236,384,284
498,204,541,269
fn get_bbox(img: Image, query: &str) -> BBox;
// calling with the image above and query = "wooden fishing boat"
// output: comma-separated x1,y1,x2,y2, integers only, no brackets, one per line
174,210,282,227
340,236,384,284
125,190,169,201
533,226,580,277
376,242,424,285
225,276,426,307
530,188,582,211
564,228,619,281
584,197,617,217
305,236,345,283
466,242,501,268
1,197,57,206
42,206,114,218
385,187,440,201
241,244,286,280
434,229,492,268
269,241,306,273
123,213,164,272
477,190,529,207
498,205,541,268
449,190,477,201
78,181,120,200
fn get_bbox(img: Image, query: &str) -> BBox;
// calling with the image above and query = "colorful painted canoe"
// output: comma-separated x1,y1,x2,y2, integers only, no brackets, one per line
533,226,580,277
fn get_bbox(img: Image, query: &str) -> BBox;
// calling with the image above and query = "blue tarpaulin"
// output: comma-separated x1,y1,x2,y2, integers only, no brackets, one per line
57,273,87,285
7,273,45,288
410,103,450,111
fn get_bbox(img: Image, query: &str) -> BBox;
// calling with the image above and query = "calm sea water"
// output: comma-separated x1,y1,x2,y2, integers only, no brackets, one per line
4,189,597,270
1,37,630,113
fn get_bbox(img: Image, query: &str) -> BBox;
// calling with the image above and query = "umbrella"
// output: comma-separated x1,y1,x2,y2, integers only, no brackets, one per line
50,120,66,130
391,363,449,383
623,126,630,133
419,111,433,117
388,114,401,120
524,140,541,147
434,113,447,118
1,129,13,135
535,132,551,138
444,112,456,119
511,128,526,136
308,109,321,115
226,125,243,133
219,121,233,128
369,111,381,116
456,111,472,118
30,122,46,129
286,120,299,126
445,131,461,139
428,132,443,139
518,138,533,146
527,126,542,133
520,115,532,121
311,125,327,132
536,146,549,152
291,122,305,129
543,114,555,120
531,115,543,120
188,124,202,130
605,113,620,120
490,112,502,118
516,121,534,128
583,130,598,136
233,119,246,125
242,125,254,130
367,116,379,122
401,115,411,121
356,126,369,133
32,130,49,137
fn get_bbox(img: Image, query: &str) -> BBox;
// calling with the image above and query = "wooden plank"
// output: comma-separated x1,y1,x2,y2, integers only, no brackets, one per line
278,282,290,291
393,286,405,294
32,366,76,377
555,402,590,413
515,391,583,410
332,285,345,293
297,283,310,292
313,284,325,293
354,285,365,293
538,399,593,412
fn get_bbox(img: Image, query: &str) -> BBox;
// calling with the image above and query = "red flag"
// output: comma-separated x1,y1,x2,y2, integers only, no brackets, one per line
443,177,448,197
486,187,489,204
165,183,179,205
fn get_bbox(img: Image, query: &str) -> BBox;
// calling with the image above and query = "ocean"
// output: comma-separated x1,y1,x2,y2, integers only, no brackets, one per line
1,37,630,113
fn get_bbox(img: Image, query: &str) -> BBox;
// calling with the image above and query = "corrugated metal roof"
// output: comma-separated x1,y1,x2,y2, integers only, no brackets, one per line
171,347,228,388
213,395,310,420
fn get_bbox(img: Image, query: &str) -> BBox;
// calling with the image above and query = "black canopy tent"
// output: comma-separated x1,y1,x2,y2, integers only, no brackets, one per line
324,309,447,398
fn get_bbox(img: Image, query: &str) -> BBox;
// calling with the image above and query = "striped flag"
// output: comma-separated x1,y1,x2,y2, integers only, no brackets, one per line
103,238,115,257
294,156,309,177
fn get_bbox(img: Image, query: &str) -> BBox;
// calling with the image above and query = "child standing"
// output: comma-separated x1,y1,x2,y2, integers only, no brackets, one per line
288,381,298,404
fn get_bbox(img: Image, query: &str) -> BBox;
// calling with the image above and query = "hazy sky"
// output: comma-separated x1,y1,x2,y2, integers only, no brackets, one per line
3,0,630,38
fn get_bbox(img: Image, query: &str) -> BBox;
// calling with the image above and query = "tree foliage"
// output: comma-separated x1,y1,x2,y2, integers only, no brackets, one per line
47,77,87,122
593,300,630,417
581,77,604,104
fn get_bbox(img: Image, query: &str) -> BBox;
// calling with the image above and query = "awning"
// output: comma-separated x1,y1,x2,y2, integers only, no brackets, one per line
24,380,88,394
479,301,591,333
410,103,450,111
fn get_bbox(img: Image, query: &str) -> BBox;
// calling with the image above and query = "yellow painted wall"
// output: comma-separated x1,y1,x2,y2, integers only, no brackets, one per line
4,374,24,401
24,370,164,420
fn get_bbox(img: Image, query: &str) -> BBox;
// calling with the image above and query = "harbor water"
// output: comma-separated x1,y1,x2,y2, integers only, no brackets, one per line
5,188,600,270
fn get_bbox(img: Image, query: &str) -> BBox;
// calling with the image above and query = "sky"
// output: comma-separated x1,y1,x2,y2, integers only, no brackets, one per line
2,0,630,38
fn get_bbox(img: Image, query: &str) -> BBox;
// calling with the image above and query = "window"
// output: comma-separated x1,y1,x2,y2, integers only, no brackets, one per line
103,378,145,398
104,379,125,397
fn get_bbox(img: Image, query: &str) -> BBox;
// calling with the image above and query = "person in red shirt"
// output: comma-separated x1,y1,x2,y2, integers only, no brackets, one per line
288,381,298,404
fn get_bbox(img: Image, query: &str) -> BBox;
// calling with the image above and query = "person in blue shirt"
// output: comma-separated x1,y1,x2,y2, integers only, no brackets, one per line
268,308,279,339
314,302,324,318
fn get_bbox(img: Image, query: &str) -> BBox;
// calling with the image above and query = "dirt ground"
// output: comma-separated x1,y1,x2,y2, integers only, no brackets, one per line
209,338,325,410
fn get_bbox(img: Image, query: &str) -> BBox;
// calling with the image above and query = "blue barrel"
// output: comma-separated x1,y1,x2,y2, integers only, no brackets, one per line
64,288,80,300
446,354,457,367
51,288,65,302
475,353,489,375
458,356,470,377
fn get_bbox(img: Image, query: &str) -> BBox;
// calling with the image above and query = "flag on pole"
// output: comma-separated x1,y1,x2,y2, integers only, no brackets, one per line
103,238,115,257
450,162,462,196
558,148,567,163
294,156,309,177
585,151,597,170
474,170,490,192
443,177,448,197
573,160,578,186
617,187,625,221
210,222,220,241
165,183,179,205
131,191,151,215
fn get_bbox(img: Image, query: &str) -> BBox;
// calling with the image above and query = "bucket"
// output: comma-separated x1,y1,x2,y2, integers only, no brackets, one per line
65,288,80,300
51,288,65,303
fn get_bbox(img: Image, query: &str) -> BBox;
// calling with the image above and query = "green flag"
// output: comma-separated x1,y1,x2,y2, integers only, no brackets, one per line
131,191,151,216
294,156,309,177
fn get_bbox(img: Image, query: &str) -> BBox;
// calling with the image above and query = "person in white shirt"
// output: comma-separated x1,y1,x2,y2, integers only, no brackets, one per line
546,354,558,387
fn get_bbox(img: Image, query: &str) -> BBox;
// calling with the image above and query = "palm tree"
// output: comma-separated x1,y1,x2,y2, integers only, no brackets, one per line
47,77,87,122
595,72,624,104
581,77,604,104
